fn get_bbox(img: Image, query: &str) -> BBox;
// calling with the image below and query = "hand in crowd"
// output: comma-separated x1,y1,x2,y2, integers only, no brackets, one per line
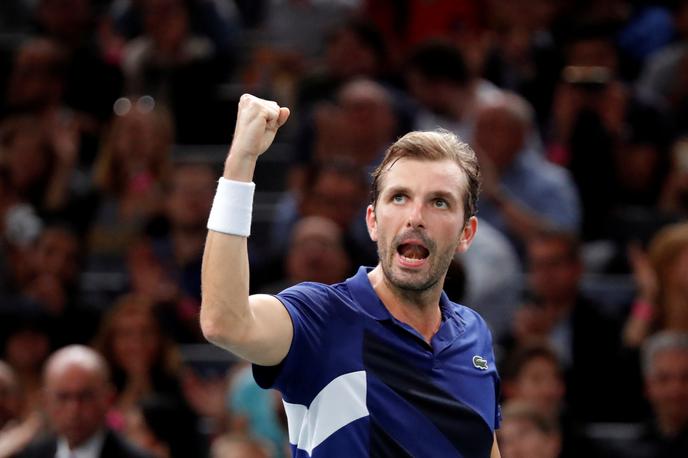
0,412,44,458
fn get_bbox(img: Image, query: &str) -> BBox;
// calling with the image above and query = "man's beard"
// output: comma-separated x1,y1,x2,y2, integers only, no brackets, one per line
377,229,454,293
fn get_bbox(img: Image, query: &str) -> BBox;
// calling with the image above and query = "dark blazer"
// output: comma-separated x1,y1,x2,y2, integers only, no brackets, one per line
16,429,153,458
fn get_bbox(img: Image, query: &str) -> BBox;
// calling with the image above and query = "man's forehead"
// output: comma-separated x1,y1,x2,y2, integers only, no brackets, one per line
380,157,466,191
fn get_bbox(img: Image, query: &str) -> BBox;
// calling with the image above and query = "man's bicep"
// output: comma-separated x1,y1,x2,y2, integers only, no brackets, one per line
236,294,294,366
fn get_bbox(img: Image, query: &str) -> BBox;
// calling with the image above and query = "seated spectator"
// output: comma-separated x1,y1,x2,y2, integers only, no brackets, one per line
502,230,638,422
2,38,67,118
294,18,391,114
472,92,581,254
17,345,151,457
0,115,89,229
92,294,188,423
0,316,52,420
304,78,399,174
262,216,353,294
501,344,566,423
498,400,561,458
405,39,499,142
127,162,217,341
268,158,373,273
33,0,124,122
548,22,671,241
121,0,225,143
89,100,172,263
2,223,100,347
598,332,688,458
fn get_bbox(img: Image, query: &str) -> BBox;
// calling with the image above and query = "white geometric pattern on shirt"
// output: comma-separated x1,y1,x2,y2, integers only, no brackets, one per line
282,371,369,455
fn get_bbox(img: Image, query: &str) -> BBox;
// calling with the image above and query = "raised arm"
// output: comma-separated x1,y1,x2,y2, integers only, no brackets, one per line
200,94,293,366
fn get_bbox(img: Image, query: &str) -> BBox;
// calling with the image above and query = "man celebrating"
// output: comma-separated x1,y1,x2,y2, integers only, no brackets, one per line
201,95,501,457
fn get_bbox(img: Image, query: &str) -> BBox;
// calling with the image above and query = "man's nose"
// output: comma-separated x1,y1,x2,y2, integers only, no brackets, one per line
406,201,425,228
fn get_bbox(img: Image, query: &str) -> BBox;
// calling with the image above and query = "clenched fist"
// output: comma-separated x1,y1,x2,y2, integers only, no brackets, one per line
231,94,290,159
224,94,290,182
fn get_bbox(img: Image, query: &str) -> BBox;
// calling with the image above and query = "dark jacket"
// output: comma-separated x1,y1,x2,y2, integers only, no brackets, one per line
16,429,153,458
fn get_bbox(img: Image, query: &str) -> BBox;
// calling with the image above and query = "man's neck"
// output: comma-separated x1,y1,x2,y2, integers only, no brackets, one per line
368,265,443,344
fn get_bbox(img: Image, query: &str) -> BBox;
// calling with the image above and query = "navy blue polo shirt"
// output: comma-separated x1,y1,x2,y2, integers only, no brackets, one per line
254,267,500,458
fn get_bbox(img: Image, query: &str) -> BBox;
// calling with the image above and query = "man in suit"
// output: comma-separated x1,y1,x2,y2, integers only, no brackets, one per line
18,345,151,458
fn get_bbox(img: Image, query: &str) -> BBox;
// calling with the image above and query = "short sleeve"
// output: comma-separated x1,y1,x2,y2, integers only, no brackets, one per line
252,282,336,394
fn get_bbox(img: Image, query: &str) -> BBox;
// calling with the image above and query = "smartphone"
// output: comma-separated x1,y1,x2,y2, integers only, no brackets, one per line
562,65,611,91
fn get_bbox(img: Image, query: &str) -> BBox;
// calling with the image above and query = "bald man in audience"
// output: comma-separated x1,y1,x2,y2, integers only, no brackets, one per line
18,345,151,458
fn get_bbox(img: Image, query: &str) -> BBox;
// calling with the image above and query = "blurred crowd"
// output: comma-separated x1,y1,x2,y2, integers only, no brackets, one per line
1,0,688,457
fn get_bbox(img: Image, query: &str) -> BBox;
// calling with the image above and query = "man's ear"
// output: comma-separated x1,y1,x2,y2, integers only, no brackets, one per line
456,216,478,254
366,205,378,242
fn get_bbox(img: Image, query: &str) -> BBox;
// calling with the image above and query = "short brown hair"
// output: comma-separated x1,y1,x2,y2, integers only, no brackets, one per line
370,129,481,223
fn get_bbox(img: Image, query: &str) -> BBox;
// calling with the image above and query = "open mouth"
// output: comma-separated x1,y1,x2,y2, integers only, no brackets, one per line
396,242,430,265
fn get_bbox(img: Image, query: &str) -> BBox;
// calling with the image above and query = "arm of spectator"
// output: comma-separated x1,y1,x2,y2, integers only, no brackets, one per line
0,412,44,457
622,243,658,348
43,111,79,212
481,155,567,243
200,95,293,367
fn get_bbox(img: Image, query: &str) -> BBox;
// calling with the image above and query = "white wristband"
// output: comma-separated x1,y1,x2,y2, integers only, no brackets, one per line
207,178,255,237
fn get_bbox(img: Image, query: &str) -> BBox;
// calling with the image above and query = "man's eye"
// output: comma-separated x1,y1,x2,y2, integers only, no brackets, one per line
392,194,405,203
434,199,448,208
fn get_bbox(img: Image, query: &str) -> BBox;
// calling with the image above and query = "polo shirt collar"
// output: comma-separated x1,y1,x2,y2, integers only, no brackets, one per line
346,266,466,339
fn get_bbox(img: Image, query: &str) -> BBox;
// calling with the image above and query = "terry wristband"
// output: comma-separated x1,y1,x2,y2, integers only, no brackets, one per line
207,178,255,237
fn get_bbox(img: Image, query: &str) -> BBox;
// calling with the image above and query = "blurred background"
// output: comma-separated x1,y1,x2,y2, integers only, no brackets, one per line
1,0,688,457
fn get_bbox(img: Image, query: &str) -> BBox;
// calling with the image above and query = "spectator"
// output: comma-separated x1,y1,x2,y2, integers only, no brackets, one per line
501,343,566,422
17,345,151,457
127,162,217,341
33,0,124,122
473,92,581,253
0,316,52,419
262,216,353,294
92,294,189,422
89,100,172,263
405,39,499,142
0,114,88,228
498,400,561,458
307,78,398,171
121,0,224,143
598,332,688,457
268,158,373,273
548,22,670,242
294,18,390,114
502,229,636,422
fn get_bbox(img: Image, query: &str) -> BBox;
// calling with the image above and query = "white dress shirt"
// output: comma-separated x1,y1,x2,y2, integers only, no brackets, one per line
55,430,106,458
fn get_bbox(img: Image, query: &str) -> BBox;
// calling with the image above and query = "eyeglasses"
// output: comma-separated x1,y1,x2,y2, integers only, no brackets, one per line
113,95,156,116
